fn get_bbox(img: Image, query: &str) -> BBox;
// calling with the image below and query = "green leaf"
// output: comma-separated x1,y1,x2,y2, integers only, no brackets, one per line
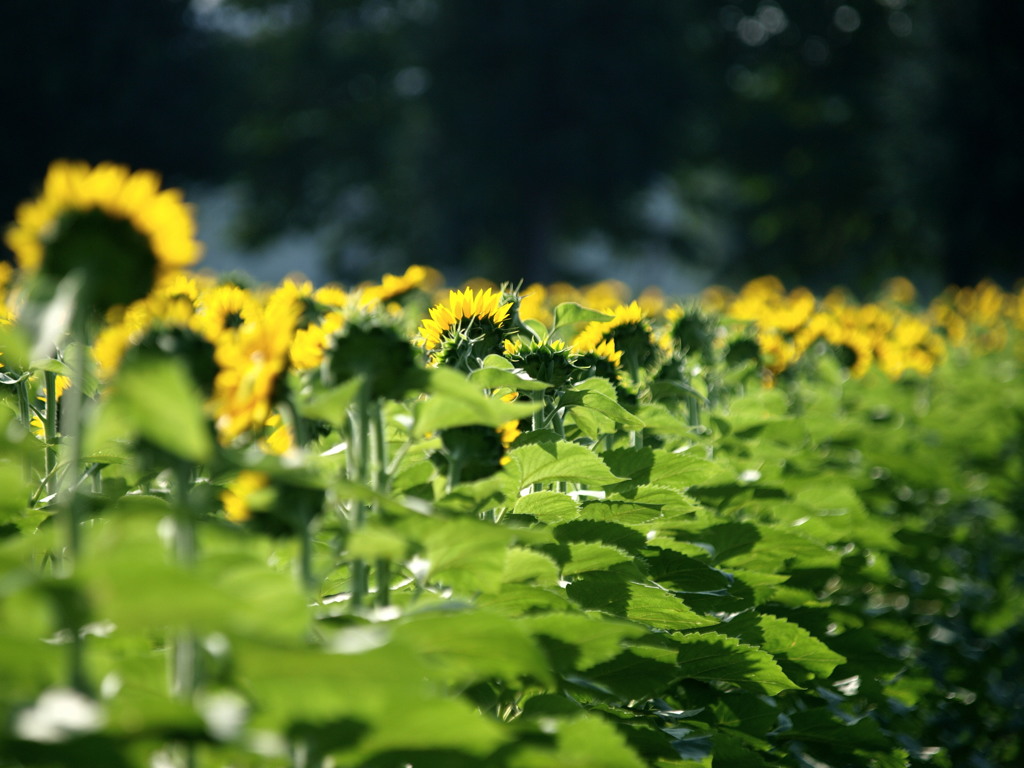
346,697,507,761
512,490,580,523
105,355,214,462
567,572,718,631
520,613,649,670
393,607,553,687
468,365,551,391
503,546,561,586
509,715,647,768
560,389,644,430
563,542,633,576
781,707,892,751
671,631,801,695
418,517,514,594
552,303,613,334
297,375,364,427
646,550,733,594
347,524,409,562
602,447,734,493
710,693,779,738
722,612,846,679
506,441,624,490
415,367,540,435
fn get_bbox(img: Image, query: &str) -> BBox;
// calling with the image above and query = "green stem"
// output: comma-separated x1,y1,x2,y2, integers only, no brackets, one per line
59,343,88,573
170,461,199,747
347,387,371,611
52,339,89,691
43,370,59,498
14,377,34,481
368,400,391,608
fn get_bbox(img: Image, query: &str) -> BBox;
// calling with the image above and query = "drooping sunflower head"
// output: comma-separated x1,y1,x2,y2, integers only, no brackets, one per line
323,312,425,400
417,287,514,371
504,337,582,392
572,302,659,378
5,160,202,314
665,304,718,361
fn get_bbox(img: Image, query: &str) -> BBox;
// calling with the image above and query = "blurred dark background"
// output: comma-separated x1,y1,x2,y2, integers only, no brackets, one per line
2,0,1021,294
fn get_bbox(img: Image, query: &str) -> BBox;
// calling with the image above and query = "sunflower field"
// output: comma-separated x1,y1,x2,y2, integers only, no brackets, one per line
1,162,1022,768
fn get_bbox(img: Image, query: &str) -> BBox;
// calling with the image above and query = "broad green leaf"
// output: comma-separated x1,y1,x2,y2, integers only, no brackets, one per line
552,303,613,334
345,697,507,762
418,517,514,594
709,733,773,768
509,715,646,768
579,498,670,525
602,447,734,493
519,613,649,670
503,546,561,586
393,608,552,686
567,572,717,631
781,707,892,751
107,355,214,462
0,462,29,520
721,612,846,679
560,389,644,430
297,375,364,427
507,441,624,490
715,388,790,434
646,549,733,594
512,490,580,523
671,631,801,695
0,323,31,372
415,367,540,435
582,647,680,700
347,524,409,562
710,693,779,738
468,365,551,391
563,541,633,576
554,519,648,552
477,583,573,615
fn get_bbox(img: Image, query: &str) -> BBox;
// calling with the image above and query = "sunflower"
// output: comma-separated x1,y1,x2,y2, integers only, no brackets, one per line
572,302,658,378
193,283,261,340
417,287,514,369
4,160,202,313
221,470,272,524
358,264,441,309
209,296,300,444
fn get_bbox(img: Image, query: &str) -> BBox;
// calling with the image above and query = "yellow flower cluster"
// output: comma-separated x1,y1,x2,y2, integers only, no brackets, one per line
702,276,947,379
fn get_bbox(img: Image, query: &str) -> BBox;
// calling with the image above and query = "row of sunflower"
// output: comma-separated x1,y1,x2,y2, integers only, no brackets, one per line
2,161,1023,555
1,161,1023,767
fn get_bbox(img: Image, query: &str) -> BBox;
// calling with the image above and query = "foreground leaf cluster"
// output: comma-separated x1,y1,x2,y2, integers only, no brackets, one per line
1,271,1022,768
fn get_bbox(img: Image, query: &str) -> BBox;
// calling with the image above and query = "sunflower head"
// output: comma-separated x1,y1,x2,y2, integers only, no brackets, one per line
434,424,512,482
572,302,659,380
417,287,514,371
666,305,717,362
221,470,273,524
5,160,202,315
504,337,581,392
324,314,425,400
358,264,442,310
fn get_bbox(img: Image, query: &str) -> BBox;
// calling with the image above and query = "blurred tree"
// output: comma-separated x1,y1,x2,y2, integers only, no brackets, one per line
219,0,1023,290
218,0,698,282
0,0,229,236
679,0,1024,292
